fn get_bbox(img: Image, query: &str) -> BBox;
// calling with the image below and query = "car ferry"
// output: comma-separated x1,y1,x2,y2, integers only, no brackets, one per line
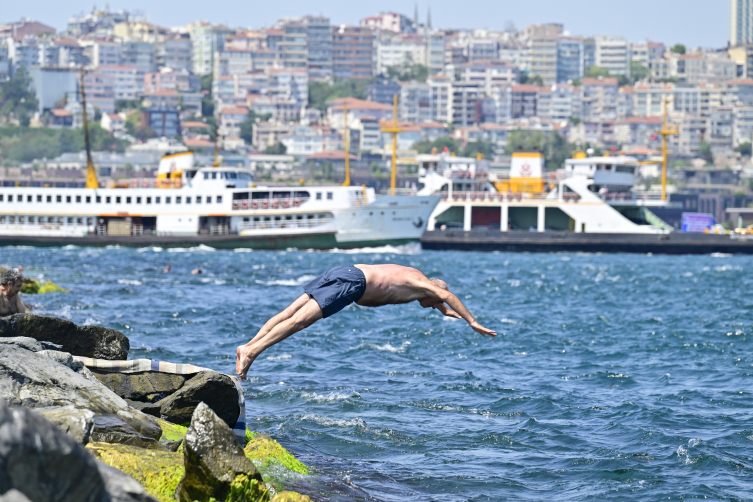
0,152,440,249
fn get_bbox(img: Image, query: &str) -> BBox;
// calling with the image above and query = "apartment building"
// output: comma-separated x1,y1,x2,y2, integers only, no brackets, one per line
83,71,116,113
279,20,307,70
398,81,431,123
550,83,581,121
731,0,753,45
468,38,498,62
377,36,426,73
594,36,630,75
633,83,674,117
154,35,192,72
617,86,634,119
582,77,618,121
302,16,333,81
429,75,452,123
733,105,753,145
511,84,539,119
529,37,558,86
98,65,138,100
90,40,121,67
459,60,519,94
614,116,663,147
190,23,234,76
707,105,734,150
366,76,401,105
359,12,413,33
557,38,584,83
332,26,375,80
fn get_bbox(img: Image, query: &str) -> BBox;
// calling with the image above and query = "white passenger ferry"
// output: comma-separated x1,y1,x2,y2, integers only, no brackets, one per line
0,152,440,249
417,151,676,233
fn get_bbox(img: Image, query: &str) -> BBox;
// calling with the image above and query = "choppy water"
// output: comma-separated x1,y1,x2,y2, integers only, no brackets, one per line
4,244,753,501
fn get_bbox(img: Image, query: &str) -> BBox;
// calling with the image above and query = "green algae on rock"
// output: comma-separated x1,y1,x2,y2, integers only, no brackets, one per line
244,434,308,475
20,278,68,294
270,492,312,502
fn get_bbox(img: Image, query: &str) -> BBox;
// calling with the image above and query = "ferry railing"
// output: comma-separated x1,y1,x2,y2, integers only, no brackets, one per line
438,191,558,202
231,197,310,211
210,224,229,236
378,188,416,196
239,217,333,231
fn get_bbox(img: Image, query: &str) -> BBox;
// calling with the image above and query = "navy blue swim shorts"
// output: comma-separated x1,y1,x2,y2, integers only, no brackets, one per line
304,265,366,318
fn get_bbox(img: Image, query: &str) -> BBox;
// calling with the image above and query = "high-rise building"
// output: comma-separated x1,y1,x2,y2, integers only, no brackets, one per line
529,37,558,86
731,0,753,45
557,39,584,83
190,23,234,76
332,26,375,80
302,16,333,82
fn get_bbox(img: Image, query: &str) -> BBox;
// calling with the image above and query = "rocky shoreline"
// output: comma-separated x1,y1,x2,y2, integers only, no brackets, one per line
0,313,312,502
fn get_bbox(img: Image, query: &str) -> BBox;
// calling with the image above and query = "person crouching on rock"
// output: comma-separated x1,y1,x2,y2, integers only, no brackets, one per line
0,269,26,317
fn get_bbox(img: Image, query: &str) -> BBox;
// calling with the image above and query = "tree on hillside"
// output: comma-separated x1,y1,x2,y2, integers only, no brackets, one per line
670,44,687,55
238,111,272,146
629,61,650,83
0,66,39,126
308,79,372,112
520,73,544,86
386,63,429,83
585,66,612,79
504,130,574,169
736,141,752,157
698,142,713,165
263,142,287,155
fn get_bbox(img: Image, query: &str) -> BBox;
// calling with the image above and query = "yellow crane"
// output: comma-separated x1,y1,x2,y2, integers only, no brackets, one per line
342,100,350,186
656,96,678,202
380,94,406,196
80,66,99,189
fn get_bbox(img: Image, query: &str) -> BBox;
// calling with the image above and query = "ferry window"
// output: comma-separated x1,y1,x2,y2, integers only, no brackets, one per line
186,197,191,204
196,196,202,203
27,195,32,202
176,196,182,204
206,196,212,203
155,196,161,204
294,191,310,199
47,195,51,203
216,196,222,203
76,195,81,203
316,192,322,200
233,192,250,200
96,196,101,203
146,197,152,204
87,218,93,225
136,197,141,204
0,195,3,202
67,217,73,224
166,197,171,204
77,218,83,225
57,195,62,203
37,195,42,202
9,216,14,223
57,217,63,224
116,196,121,204
0,216,4,222
66,196,71,203
229,172,237,179
203,172,209,180
48,217,54,223
327,192,333,200
126,197,132,204
251,192,269,200
106,196,111,203
7,195,12,202
18,216,24,224
211,172,217,180
28,216,34,223
272,191,291,199
86,196,91,203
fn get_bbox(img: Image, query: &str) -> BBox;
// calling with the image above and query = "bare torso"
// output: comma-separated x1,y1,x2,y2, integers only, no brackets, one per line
354,264,436,307
0,290,24,317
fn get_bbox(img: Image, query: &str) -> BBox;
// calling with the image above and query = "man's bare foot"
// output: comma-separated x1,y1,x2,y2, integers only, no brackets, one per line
236,345,257,380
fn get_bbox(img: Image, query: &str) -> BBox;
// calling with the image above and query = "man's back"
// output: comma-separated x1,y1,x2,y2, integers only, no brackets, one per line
354,264,427,307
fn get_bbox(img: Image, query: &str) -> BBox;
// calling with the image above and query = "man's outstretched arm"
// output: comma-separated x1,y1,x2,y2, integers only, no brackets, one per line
434,303,461,319
420,280,496,336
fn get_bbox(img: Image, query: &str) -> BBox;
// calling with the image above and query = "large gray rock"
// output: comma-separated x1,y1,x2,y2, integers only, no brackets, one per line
0,402,108,502
95,462,159,502
158,371,240,428
34,405,94,444
0,489,32,502
0,314,129,360
176,403,263,502
89,369,186,401
0,344,162,448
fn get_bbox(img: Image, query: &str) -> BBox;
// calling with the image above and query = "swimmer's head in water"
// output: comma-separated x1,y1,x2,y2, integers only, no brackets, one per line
419,278,448,308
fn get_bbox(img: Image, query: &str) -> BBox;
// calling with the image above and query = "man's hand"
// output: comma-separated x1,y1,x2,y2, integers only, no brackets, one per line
470,321,496,337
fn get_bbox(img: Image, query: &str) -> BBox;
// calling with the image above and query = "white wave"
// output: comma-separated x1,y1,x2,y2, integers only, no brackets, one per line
301,390,361,402
301,414,367,428
54,305,73,320
167,244,216,253
214,279,226,285
710,252,732,258
61,244,79,250
256,274,316,287
105,245,122,249
234,248,254,253
83,318,100,326
714,265,742,272
442,316,460,322
328,242,421,255
137,246,163,253
117,279,142,286
500,318,518,324
356,341,411,353
266,353,292,361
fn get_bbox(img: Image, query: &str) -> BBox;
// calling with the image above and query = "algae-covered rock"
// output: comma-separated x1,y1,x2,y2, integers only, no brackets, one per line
38,280,68,294
90,369,187,401
176,403,266,502
157,371,240,428
87,443,184,502
0,313,129,360
20,278,39,294
0,402,108,502
244,434,308,475
0,344,162,448
270,492,312,502
19,278,68,295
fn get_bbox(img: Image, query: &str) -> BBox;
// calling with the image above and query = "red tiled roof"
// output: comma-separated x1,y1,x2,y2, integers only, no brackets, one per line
617,116,663,124
185,138,214,147
307,151,357,160
582,77,619,86
221,107,249,115
182,121,210,129
328,97,392,111
512,84,540,92
51,109,71,117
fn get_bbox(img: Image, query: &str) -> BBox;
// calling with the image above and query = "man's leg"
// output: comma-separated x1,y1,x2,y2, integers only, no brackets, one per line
236,297,323,380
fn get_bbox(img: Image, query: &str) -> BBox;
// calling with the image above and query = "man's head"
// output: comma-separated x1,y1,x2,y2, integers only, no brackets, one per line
1,269,24,298
419,278,448,308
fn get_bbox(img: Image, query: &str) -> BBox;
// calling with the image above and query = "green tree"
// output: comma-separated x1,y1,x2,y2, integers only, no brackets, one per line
0,66,39,124
412,137,461,155
519,73,544,86
263,142,287,155
504,130,574,169
698,142,713,164
308,79,372,112
115,99,140,112
238,111,272,146
585,66,612,79
736,141,752,156
670,44,687,55
386,63,429,82
569,116,581,125
461,140,496,159
200,74,213,94
629,61,650,82
0,125,128,163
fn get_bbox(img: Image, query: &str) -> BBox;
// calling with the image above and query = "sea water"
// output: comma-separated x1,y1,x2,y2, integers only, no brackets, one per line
4,245,753,501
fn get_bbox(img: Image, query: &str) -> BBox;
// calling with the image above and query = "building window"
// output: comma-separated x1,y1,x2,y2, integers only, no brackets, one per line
77,218,83,225
57,195,62,202
196,196,202,203
146,197,152,204
76,195,81,203
216,196,222,203
86,196,91,203
204,172,209,179
106,196,111,203
206,196,212,203
0,195,3,202
126,196,132,203
316,192,322,200
327,192,333,200
18,216,24,223
136,197,141,204
96,196,101,203
166,197,171,204
186,197,191,204
66,196,71,203
116,196,122,204
156,196,161,203
176,196,182,204
47,195,52,202
87,217,93,225
27,195,32,202
67,217,74,224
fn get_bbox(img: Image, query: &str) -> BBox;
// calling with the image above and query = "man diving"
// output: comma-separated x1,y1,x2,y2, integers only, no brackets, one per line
236,264,496,380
